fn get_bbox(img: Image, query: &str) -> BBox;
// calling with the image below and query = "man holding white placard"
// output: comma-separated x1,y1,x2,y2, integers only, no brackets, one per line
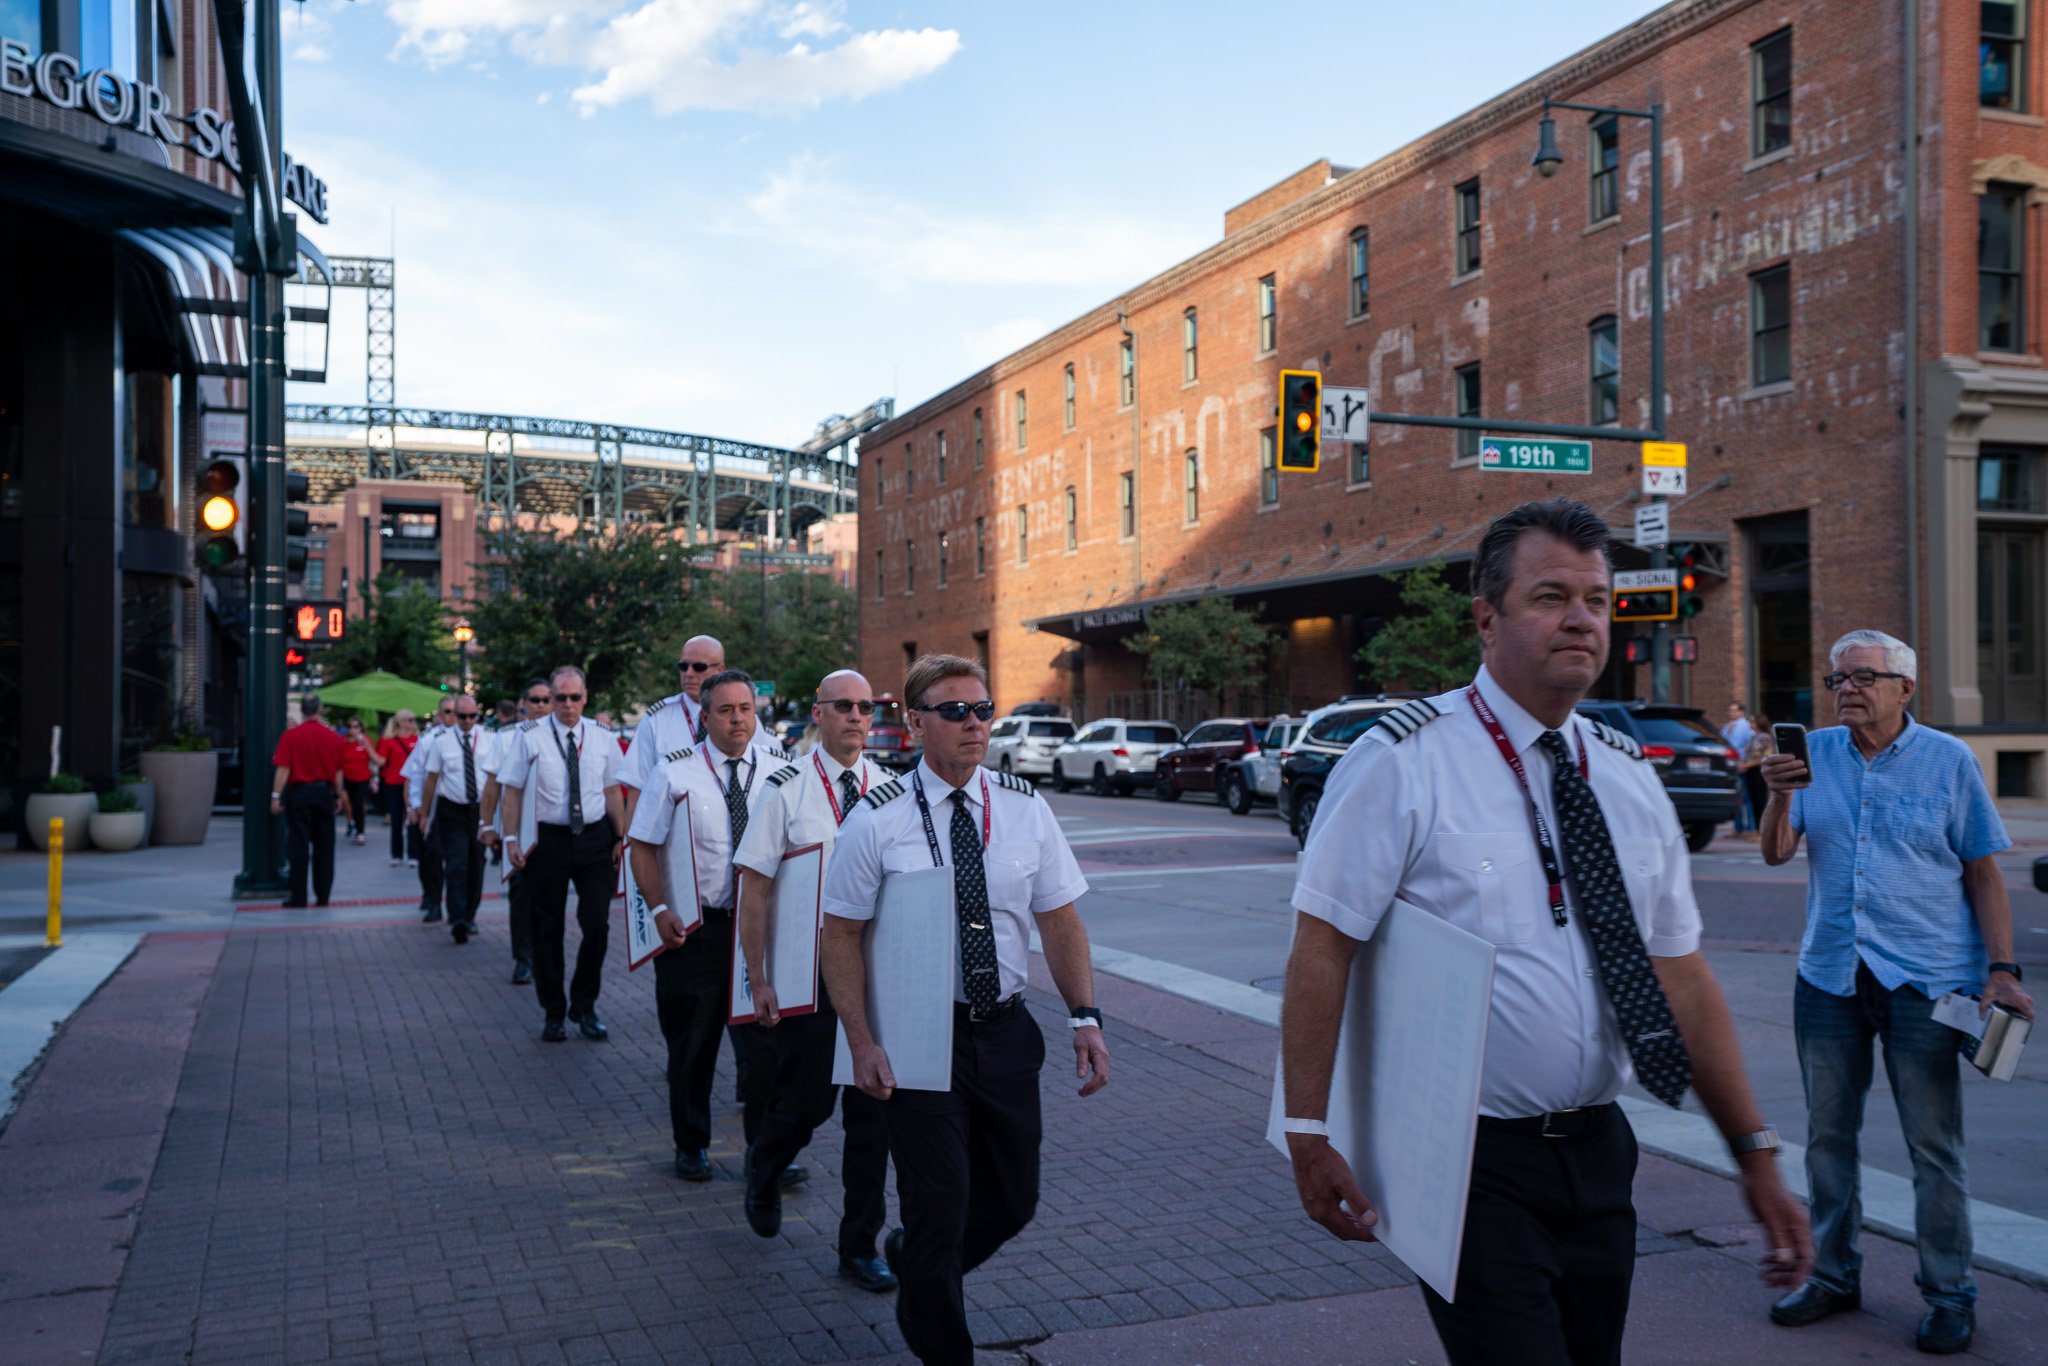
822,652,1108,1366
731,668,897,1288
1281,499,1810,1366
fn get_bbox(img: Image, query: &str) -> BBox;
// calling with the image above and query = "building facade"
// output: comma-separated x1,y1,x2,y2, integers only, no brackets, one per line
857,0,2048,796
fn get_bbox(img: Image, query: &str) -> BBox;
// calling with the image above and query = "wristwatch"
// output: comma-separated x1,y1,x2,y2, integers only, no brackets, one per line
1068,1005,1103,1031
1730,1125,1782,1156
1989,961,2024,982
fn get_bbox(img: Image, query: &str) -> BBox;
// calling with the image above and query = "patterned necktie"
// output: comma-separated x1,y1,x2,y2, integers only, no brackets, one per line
563,726,584,835
950,791,1001,1014
837,770,861,826
724,758,749,846
1538,730,1693,1107
459,731,475,805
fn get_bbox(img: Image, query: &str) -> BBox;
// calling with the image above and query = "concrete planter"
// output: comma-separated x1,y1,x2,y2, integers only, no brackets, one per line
120,780,156,844
138,750,218,845
24,792,96,851
89,811,147,852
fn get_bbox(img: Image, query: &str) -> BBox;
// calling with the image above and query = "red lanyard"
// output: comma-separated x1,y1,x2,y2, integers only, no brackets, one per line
702,745,754,800
1466,685,1585,928
816,753,868,824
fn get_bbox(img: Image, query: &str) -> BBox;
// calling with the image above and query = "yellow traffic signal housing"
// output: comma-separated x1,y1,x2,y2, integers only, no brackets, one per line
1612,589,1678,622
1278,369,1321,472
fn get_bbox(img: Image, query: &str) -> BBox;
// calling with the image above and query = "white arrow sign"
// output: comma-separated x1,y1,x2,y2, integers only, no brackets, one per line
1634,502,1670,548
1642,465,1689,496
1321,387,1370,442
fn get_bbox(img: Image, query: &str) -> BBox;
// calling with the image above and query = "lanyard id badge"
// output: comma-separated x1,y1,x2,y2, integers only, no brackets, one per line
1465,685,1586,928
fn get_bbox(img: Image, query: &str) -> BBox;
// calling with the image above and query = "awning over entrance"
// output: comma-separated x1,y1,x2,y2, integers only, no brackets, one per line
115,224,333,382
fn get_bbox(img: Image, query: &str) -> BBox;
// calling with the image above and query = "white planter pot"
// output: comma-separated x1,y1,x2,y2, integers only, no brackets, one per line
89,811,148,852
24,793,96,851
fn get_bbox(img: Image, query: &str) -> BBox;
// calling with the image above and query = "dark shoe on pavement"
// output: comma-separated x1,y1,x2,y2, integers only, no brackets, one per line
511,959,533,985
883,1227,904,1282
1916,1307,1974,1355
743,1151,782,1238
421,908,442,923
281,900,307,909
1771,1282,1860,1327
779,1163,809,1189
451,920,470,945
570,1011,609,1042
838,1253,897,1293
541,1019,568,1043
673,1149,711,1182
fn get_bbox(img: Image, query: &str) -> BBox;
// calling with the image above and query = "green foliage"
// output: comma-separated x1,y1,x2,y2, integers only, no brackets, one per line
319,570,458,689
1123,598,1278,697
97,789,140,813
40,772,90,794
1356,560,1483,694
696,566,860,709
150,731,214,753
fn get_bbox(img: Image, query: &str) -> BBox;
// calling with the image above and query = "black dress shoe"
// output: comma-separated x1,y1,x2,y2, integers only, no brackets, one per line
451,920,470,945
421,909,443,924
281,900,307,909
883,1227,904,1281
511,960,533,985
1916,1307,1974,1355
570,1011,609,1041
541,1019,568,1043
838,1253,898,1293
1770,1282,1860,1327
779,1163,810,1189
743,1151,781,1238
673,1149,711,1182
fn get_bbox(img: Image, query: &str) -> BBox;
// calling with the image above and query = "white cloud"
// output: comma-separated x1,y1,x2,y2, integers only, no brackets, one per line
286,5,334,63
962,318,1051,369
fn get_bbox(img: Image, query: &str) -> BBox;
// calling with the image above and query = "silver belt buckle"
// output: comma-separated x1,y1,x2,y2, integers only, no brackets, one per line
1540,1107,1585,1138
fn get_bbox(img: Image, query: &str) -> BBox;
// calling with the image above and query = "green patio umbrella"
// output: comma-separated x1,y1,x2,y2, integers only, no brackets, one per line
313,670,448,717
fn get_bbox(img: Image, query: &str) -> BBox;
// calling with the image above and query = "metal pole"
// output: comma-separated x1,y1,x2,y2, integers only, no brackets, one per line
1647,102,1672,705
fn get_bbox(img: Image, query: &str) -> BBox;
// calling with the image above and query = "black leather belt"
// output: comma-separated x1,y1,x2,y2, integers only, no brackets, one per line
1478,1102,1617,1139
954,994,1024,1025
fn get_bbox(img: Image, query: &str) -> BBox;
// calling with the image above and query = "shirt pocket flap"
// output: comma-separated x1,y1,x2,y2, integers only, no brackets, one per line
880,844,932,876
983,839,1040,907
1436,832,1537,945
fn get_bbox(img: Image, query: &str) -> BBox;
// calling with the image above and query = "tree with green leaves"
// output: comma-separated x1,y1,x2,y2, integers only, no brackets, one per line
698,566,860,708
318,570,457,689
1357,560,1483,693
1123,597,1277,697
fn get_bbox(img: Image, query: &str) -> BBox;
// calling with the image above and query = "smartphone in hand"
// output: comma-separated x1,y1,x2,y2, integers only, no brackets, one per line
1772,723,1811,787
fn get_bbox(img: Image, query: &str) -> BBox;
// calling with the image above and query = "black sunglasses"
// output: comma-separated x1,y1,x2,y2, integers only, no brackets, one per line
554,692,585,703
677,660,715,673
915,700,995,723
524,694,550,705
825,699,877,715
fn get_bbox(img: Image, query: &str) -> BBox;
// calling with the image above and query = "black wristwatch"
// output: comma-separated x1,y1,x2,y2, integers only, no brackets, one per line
1988,961,2024,982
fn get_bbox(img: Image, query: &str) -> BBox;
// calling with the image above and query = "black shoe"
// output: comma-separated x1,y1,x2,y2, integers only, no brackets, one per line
1771,1282,1860,1327
673,1150,711,1182
451,920,470,945
838,1253,898,1293
779,1163,810,1189
281,900,307,909
883,1227,904,1282
422,909,443,924
743,1151,781,1238
541,1019,568,1043
511,960,533,985
570,1011,609,1042
1916,1307,1974,1355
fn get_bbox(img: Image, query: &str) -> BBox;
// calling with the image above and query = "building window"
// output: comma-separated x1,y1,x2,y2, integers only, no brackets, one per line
1984,1,2026,110
1981,185,2027,352
1015,389,1027,449
1589,315,1619,424
1183,449,1199,523
1455,178,1481,275
1064,486,1078,550
1350,443,1370,485
1118,338,1134,406
938,532,949,588
1589,117,1619,222
975,515,986,575
1259,427,1278,507
1455,363,1482,460
1016,505,1028,565
1119,471,1134,537
1979,447,2046,512
905,540,915,593
1750,265,1791,385
1063,364,1076,430
1183,308,1198,382
1257,275,1277,353
1349,228,1369,317
904,441,914,497
973,408,984,467
874,549,884,600
936,430,947,484
1751,28,1792,157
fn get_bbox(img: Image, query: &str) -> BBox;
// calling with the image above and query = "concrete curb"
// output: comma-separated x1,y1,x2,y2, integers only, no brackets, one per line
0,931,144,1127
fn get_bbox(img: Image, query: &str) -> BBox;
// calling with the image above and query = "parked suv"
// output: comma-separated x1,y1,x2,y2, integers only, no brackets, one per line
1279,700,1406,846
1573,700,1742,851
1220,716,1305,815
1051,719,1182,796
1154,718,1267,802
984,715,1076,781
860,694,918,773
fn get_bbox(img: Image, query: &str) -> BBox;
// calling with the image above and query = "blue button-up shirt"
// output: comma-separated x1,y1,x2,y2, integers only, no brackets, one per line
1790,715,2010,998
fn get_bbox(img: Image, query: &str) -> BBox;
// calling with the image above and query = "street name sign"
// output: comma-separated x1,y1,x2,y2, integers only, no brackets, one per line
1633,502,1670,548
1321,386,1370,442
1614,569,1678,591
1642,465,1688,496
1477,436,1591,474
754,680,776,699
1641,440,1688,468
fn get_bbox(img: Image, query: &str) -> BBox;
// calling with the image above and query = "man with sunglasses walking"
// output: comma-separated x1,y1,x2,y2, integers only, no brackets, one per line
483,680,552,983
1759,630,2033,1355
823,653,1110,1365
421,695,489,944
403,695,457,921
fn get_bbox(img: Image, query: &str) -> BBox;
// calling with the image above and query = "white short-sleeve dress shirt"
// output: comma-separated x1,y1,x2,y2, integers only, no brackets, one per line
734,749,890,880
402,724,442,813
1291,665,1703,1118
421,725,487,806
496,716,622,828
822,760,1088,1004
625,737,786,910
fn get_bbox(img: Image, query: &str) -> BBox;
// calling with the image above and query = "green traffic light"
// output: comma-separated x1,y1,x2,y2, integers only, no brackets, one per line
198,536,238,570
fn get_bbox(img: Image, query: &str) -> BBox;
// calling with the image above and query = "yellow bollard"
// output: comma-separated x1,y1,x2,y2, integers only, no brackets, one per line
46,817,63,946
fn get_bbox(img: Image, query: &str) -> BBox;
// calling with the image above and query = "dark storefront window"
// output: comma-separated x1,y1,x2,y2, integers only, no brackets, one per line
121,573,178,769
1980,529,2046,722
0,307,18,519
123,370,175,528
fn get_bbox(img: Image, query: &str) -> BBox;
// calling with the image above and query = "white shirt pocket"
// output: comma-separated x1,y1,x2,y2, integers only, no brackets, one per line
1612,836,1665,940
1437,832,1537,946
880,843,934,878
981,839,1040,912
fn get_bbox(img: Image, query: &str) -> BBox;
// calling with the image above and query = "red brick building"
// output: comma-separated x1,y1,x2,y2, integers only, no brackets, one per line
859,0,2048,796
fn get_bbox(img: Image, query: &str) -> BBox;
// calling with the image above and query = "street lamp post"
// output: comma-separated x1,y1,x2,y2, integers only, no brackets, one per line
1534,95,1670,702
453,622,474,693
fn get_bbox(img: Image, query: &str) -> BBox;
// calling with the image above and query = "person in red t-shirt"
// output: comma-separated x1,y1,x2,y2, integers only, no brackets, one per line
270,693,349,907
341,717,376,845
378,713,420,867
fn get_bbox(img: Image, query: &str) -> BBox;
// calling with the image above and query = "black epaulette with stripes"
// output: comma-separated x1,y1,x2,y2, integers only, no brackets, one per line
991,770,1038,797
518,719,538,732
1375,698,1442,742
645,697,669,715
1586,720,1644,761
764,763,802,788
664,746,693,764
762,746,791,763
859,779,907,810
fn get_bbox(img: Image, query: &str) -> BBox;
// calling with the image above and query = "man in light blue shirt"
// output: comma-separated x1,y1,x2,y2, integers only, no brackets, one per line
1759,631,2034,1356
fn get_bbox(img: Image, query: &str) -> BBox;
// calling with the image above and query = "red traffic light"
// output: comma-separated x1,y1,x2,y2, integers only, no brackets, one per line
285,646,307,667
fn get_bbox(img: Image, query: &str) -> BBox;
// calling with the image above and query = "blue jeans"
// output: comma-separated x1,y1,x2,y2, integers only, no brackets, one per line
1794,964,1975,1311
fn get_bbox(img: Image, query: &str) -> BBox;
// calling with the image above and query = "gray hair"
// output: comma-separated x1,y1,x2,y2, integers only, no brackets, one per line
1829,630,1917,681
548,664,586,689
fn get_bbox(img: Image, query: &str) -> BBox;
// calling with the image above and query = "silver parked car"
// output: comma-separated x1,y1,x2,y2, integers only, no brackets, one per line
983,715,1076,780
1051,718,1182,796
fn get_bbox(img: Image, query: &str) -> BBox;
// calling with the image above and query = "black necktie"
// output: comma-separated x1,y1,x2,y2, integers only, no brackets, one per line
1538,730,1693,1107
837,770,861,826
563,726,584,834
459,732,475,805
950,791,1000,1013
724,758,749,846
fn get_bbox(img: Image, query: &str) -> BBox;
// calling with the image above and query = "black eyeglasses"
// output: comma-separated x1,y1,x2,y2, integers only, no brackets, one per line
826,699,877,715
455,710,480,719
554,692,585,703
677,661,715,673
524,695,550,705
915,700,995,723
1823,669,1908,692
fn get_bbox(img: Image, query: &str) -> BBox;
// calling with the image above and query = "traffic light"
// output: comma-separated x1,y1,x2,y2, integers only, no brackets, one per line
1278,369,1321,472
1675,544,1706,618
284,469,311,583
285,645,307,668
195,456,244,571
1671,635,1700,664
1622,637,1652,664
1612,589,1678,622
291,600,346,645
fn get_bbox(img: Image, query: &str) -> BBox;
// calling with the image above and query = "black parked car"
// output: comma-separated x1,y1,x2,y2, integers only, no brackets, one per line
1278,701,1404,847
1574,700,1742,852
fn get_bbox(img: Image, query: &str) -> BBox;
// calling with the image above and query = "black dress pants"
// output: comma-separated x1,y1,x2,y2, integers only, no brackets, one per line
282,783,336,905
505,868,532,965
525,820,615,1022
654,910,735,1155
1423,1103,1639,1366
881,1002,1044,1366
837,1080,891,1259
415,806,442,908
435,802,484,926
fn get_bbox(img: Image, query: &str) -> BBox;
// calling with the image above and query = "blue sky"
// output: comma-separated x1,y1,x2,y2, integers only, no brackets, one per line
281,0,1664,449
